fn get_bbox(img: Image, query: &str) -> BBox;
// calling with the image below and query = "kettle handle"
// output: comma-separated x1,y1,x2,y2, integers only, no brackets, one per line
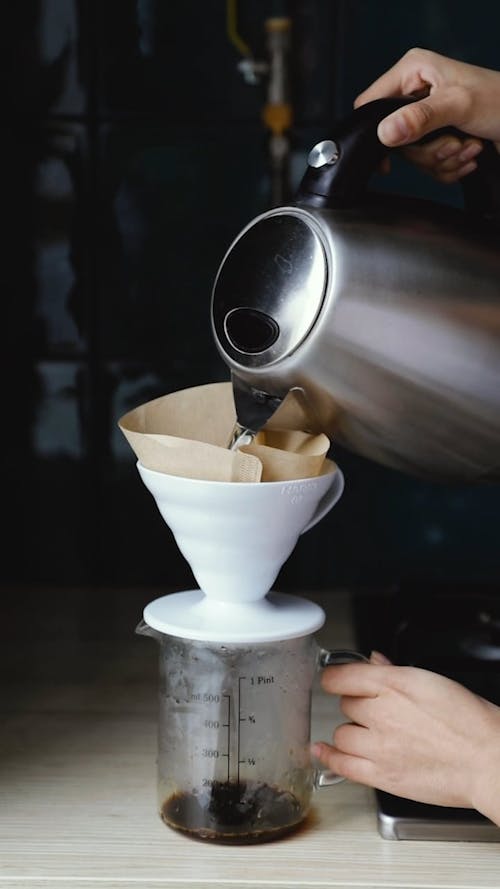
296,96,500,224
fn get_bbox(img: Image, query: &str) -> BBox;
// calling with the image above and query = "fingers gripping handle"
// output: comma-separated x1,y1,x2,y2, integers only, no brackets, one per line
418,125,500,222
296,96,500,222
460,140,500,223
314,649,369,789
318,649,369,667
296,97,416,208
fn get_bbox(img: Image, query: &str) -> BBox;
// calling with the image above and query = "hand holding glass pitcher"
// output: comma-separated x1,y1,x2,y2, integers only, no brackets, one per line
313,655,500,829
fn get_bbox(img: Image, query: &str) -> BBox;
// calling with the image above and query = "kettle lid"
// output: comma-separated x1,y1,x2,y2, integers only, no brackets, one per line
212,210,327,368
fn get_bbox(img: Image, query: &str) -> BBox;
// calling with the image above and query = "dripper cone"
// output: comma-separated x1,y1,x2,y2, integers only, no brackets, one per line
137,460,343,604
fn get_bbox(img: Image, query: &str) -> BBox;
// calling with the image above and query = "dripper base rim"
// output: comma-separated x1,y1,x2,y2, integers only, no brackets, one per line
142,590,325,642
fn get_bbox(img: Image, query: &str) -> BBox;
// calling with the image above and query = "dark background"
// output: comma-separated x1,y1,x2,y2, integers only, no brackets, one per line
5,0,500,601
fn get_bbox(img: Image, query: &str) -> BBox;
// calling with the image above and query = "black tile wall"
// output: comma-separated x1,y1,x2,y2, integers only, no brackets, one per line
96,1,265,122
26,361,90,582
3,0,88,116
33,123,89,357
6,0,500,594
96,123,268,368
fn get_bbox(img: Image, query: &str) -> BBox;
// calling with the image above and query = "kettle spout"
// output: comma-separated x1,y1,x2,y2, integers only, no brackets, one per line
231,374,325,442
231,373,283,438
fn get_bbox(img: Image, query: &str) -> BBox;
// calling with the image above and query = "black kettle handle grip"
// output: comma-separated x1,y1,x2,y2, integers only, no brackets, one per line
296,96,500,223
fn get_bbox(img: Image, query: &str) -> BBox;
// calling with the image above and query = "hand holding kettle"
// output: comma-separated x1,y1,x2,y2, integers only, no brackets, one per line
355,48,500,182
211,48,500,482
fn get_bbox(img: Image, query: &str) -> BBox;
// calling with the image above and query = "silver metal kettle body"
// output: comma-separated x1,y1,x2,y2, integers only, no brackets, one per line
211,98,500,482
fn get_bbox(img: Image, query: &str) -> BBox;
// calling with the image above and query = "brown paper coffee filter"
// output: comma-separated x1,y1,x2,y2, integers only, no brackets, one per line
118,381,331,483
263,386,321,432
241,429,331,482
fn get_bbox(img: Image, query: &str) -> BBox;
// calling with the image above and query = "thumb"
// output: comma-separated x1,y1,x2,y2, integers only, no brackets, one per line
377,89,465,146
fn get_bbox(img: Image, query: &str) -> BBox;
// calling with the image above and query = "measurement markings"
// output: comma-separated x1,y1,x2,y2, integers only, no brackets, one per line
222,693,231,782
237,676,246,786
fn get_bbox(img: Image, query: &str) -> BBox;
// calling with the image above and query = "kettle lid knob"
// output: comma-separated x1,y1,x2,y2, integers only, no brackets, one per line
308,140,340,169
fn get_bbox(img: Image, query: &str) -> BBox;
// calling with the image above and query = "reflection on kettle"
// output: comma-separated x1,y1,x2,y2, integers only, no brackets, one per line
211,97,500,482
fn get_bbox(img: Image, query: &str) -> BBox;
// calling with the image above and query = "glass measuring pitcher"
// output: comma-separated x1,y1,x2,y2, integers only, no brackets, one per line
137,618,366,844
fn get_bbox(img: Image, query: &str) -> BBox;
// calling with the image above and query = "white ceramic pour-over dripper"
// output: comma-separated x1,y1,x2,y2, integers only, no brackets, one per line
136,460,344,643
137,460,342,599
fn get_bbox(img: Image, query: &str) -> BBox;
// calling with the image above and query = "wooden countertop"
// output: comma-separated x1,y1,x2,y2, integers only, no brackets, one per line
1,588,499,888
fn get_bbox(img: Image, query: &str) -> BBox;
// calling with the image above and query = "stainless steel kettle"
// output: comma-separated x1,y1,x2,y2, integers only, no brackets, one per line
211,98,500,481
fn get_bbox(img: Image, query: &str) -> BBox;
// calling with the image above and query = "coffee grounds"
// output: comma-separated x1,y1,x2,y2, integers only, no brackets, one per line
161,779,303,844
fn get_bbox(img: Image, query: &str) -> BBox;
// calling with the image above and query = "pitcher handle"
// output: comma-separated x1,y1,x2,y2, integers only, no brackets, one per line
301,468,344,534
314,647,369,788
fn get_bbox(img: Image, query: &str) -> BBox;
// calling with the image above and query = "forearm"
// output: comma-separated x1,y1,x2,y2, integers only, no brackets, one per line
470,708,500,827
